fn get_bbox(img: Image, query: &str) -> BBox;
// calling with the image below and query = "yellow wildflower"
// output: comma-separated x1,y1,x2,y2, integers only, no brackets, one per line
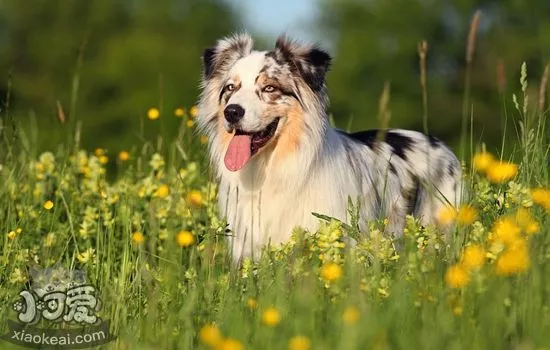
155,184,170,198
246,298,257,309
187,190,203,207
176,230,195,247
189,105,199,117
7,231,16,240
186,120,195,128
492,217,521,245
445,264,470,288
118,151,130,161
262,307,281,327
437,205,456,226
94,148,105,157
514,208,539,235
486,161,518,183
452,306,463,316
147,107,160,120
460,245,486,270
132,232,145,245
531,188,550,212
44,232,56,247
77,248,95,263
200,135,209,144
289,336,311,350
456,205,478,225
495,240,530,276
342,306,360,325
320,262,343,282
98,155,109,165
43,200,54,210
216,338,244,350
174,107,185,117
199,324,222,347
472,152,495,172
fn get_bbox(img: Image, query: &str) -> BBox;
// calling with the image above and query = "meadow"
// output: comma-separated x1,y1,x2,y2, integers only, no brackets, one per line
1,59,550,350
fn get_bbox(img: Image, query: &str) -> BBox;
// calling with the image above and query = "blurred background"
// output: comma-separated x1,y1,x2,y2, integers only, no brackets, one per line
0,0,549,156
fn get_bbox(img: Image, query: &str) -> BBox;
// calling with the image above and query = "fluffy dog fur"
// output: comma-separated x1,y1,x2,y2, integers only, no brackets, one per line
197,33,461,263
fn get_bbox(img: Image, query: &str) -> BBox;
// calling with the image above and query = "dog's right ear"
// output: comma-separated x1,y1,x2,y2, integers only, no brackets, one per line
201,33,254,80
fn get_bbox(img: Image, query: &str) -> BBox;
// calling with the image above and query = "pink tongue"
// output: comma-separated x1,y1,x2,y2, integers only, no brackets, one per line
224,134,252,171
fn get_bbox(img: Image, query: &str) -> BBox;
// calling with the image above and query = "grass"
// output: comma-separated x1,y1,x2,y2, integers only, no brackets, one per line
0,65,550,350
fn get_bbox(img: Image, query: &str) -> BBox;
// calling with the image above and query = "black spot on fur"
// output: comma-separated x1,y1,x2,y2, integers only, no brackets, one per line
428,134,441,148
389,162,397,175
404,175,420,215
340,129,379,149
448,163,456,177
340,129,414,160
202,47,216,79
385,132,414,160
270,36,332,92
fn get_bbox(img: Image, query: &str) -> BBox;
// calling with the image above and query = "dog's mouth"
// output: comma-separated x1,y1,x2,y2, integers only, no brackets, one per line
224,118,280,172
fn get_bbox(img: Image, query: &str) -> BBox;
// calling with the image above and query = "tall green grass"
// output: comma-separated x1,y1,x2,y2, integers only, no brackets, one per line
0,48,549,350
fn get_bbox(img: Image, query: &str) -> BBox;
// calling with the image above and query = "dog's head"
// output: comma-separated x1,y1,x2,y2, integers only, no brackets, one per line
198,33,331,172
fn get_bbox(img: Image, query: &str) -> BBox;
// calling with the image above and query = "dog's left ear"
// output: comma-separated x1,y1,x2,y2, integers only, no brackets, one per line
274,35,332,92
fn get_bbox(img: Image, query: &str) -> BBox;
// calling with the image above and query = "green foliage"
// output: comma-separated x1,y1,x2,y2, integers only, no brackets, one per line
318,0,550,152
0,0,239,152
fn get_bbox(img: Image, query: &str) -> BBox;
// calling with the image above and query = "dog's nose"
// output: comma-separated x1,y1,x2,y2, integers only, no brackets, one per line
224,104,245,124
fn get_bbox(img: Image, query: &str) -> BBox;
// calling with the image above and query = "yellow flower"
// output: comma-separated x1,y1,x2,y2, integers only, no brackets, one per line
460,245,486,270
320,262,343,282
216,338,244,350
445,264,470,288
456,205,478,225
44,232,55,247
437,205,457,226
176,230,195,247
43,200,54,210
486,161,518,183
7,231,16,240
94,148,105,157
186,120,195,128
452,306,463,316
262,307,281,327
132,232,145,245
472,152,494,172
531,188,550,212
118,151,130,161
514,208,539,235
246,298,257,309
495,240,530,276
342,306,360,325
492,217,521,245
99,155,109,164
189,105,199,117
199,324,222,347
154,184,170,198
77,248,95,263
174,107,185,117
200,135,209,144
187,190,203,207
147,107,160,120
289,336,311,350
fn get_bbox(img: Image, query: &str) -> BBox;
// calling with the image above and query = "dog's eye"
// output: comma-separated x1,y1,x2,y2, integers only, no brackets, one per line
263,85,277,93
226,84,235,92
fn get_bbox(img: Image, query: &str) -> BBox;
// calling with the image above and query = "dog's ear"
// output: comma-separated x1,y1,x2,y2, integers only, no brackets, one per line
274,35,332,92
201,33,254,80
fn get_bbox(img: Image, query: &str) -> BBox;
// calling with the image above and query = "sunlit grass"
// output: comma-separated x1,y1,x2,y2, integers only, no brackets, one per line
0,74,549,350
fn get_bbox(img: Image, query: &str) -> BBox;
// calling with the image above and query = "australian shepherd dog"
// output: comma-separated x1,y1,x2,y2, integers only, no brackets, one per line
197,33,462,263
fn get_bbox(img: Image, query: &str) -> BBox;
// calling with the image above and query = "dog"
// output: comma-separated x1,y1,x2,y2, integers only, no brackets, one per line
197,33,462,263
